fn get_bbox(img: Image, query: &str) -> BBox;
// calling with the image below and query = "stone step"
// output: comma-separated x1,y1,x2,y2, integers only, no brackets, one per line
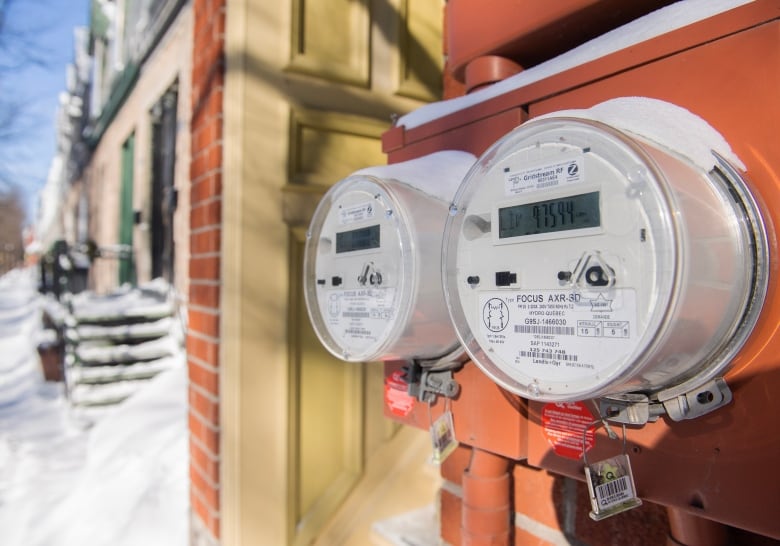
69,279,175,325
74,335,180,366
66,316,176,343
68,356,178,385
69,378,154,407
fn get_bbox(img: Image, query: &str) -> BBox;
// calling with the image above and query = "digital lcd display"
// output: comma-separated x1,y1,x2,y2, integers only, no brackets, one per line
336,224,381,253
498,192,600,239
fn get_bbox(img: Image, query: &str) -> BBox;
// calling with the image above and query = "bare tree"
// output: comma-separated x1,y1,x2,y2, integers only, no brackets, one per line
0,188,25,274
0,0,50,70
0,0,56,193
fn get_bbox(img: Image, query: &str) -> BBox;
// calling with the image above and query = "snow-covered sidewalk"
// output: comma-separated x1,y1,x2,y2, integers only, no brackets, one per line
0,268,188,546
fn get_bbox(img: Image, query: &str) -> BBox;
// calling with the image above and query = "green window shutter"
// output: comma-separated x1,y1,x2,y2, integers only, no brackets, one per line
119,133,135,285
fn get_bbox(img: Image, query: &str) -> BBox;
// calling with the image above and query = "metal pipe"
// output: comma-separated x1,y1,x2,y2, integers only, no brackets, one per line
464,55,523,94
666,507,729,546
462,447,512,546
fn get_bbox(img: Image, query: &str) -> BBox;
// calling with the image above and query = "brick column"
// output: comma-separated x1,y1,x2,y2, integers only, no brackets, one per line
189,0,226,543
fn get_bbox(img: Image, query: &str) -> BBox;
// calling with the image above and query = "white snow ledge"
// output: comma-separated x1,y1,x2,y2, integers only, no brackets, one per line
397,0,755,130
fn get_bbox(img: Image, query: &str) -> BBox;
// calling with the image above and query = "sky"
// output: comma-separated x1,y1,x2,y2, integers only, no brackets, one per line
0,0,90,220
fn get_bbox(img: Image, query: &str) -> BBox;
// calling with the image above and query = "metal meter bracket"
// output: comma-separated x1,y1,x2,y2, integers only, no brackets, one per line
599,378,732,425
403,360,461,404
599,393,664,426
660,378,733,421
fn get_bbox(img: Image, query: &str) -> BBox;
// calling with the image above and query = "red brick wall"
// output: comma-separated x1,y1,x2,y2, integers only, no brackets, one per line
189,0,226,542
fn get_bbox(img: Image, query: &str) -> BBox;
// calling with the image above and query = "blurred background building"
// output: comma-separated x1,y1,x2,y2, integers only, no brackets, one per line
40,0,444,544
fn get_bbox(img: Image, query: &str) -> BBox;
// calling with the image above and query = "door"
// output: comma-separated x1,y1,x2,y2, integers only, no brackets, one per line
119,133,135,285
150,85,178,282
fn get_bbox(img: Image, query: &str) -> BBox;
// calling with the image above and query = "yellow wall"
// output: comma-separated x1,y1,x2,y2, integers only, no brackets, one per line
221,0,443,543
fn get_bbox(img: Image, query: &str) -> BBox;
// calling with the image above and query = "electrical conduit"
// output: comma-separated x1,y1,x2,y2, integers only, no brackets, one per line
462,447,512,546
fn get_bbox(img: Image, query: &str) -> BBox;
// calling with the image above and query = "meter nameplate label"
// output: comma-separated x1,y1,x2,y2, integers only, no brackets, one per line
478,289,636,381
339,202,376,225
504,156,584,196
325,288,396,350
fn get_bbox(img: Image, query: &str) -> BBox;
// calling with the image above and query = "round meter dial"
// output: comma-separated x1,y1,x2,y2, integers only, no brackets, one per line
305,175,458,362
443,118,767,401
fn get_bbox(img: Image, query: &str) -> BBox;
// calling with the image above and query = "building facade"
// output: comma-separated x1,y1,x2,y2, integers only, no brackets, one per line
74,0,191,296
189,0,445,544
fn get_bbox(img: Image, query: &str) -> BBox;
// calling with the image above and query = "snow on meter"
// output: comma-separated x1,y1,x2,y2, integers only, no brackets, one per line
304,151,475,362
443,99,768,412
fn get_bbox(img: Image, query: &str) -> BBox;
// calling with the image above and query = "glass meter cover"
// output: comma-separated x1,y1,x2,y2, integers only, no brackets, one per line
443,117,767,401
305,174,460,362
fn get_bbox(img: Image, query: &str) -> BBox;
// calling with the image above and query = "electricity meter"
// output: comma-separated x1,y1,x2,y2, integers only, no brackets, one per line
305,152,475,362
443,114,767,402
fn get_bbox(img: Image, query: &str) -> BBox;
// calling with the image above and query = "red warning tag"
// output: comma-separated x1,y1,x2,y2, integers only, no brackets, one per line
541,401,595,460
385,369,414,417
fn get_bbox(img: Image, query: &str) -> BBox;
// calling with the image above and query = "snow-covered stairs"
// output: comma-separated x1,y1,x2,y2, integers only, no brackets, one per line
64,280,185,410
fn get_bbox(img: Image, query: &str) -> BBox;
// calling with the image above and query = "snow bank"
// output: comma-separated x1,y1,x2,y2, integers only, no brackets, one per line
0,269,43,406
28,367,188,546
0,382,88,546
0,268,188,546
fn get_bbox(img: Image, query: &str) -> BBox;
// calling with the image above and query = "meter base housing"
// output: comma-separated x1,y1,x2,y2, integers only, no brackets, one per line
382,3,780,541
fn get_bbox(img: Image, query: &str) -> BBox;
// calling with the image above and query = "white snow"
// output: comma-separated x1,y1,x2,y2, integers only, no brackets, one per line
69,356,180,385
354,151,477,203
75,335,181,365
372,504,439,546
69,278,175,322
533,97,745,171
0,268,188,546
0,270,44,406
72,316,176,342
397,0,755,130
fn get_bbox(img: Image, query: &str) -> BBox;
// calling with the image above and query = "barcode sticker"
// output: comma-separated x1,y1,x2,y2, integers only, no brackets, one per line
595,475,632,508
585,454,642,520
430,410,457,464
519,351,578,362
514,325,575,335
